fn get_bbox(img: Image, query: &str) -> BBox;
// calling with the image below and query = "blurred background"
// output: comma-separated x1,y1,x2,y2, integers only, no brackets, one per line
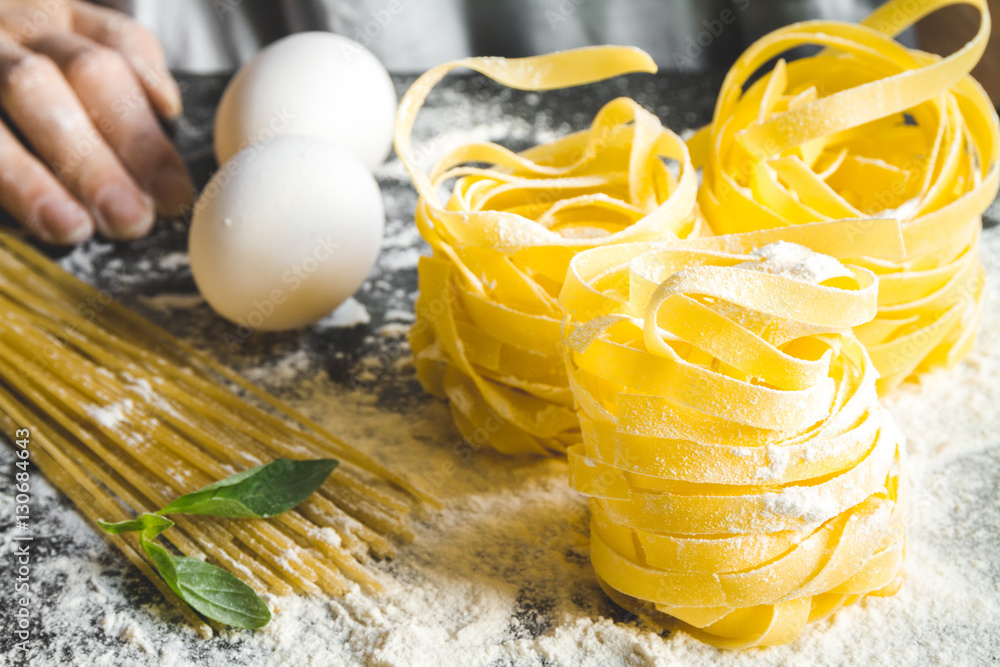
96,0,1000,105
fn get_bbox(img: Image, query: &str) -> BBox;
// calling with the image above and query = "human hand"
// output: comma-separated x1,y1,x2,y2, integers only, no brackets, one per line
0,0,193,244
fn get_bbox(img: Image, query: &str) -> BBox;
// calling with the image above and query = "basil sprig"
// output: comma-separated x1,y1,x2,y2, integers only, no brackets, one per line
98,458,338,630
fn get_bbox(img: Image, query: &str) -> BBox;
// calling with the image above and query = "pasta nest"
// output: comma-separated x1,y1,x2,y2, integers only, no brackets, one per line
395,48,703,455
561,223,907,647
689,0,999,392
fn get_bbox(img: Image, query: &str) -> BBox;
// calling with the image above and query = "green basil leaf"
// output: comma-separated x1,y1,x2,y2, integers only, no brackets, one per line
171,556,271,629
141,537,180,592
99,513,174,539
98,518,147,535
140,514,175,541
157,458,338,519
141,536,271,629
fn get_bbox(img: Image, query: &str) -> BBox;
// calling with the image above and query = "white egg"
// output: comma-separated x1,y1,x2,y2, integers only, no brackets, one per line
190,136,384,332
214,32,396,172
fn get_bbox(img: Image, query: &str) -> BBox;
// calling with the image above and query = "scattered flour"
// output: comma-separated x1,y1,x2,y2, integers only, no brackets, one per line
739,241,849,283
59,239,114,278
156,252,190,271
86,399,134,430
385,308,416,322
316,297,372,329
379,247,422,272
378,323,411,338
8,230,998,666
754,444,790,482
243,349,313,384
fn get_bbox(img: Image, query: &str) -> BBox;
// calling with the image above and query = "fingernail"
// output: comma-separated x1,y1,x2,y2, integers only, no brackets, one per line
150,166,194,214
94,183,156,240
34,197,92,245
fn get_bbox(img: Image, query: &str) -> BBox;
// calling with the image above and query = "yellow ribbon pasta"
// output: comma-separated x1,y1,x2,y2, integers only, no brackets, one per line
395,48,703,455
689,0,999,393
561,220,906,648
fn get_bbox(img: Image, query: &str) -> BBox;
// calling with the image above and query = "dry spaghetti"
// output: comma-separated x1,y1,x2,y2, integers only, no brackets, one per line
561,219,907,648
395,47,703,455
689,0,999,393
0,232,434,637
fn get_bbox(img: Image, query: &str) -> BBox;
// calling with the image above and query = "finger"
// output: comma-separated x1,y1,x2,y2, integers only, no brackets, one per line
70,2,182,118
0,41,155,240
0,3,72,43
0,119,93,244
30,32,194,216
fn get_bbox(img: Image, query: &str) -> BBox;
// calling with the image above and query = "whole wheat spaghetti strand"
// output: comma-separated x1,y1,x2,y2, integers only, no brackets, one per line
0,349,309,597
0,230,432,629
0,400,213,637
0,323,366,597
0,324,395,588
0,231,434,506
296,494,396,560
0,254,418,507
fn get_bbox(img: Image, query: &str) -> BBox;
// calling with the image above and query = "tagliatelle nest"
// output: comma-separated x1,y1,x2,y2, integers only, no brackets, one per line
394,47,703,456
561,222,907,648
689,0,999,392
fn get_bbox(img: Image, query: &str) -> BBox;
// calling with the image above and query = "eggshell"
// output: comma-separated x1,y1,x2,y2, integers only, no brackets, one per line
214,32,396,171
190,136,384,331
